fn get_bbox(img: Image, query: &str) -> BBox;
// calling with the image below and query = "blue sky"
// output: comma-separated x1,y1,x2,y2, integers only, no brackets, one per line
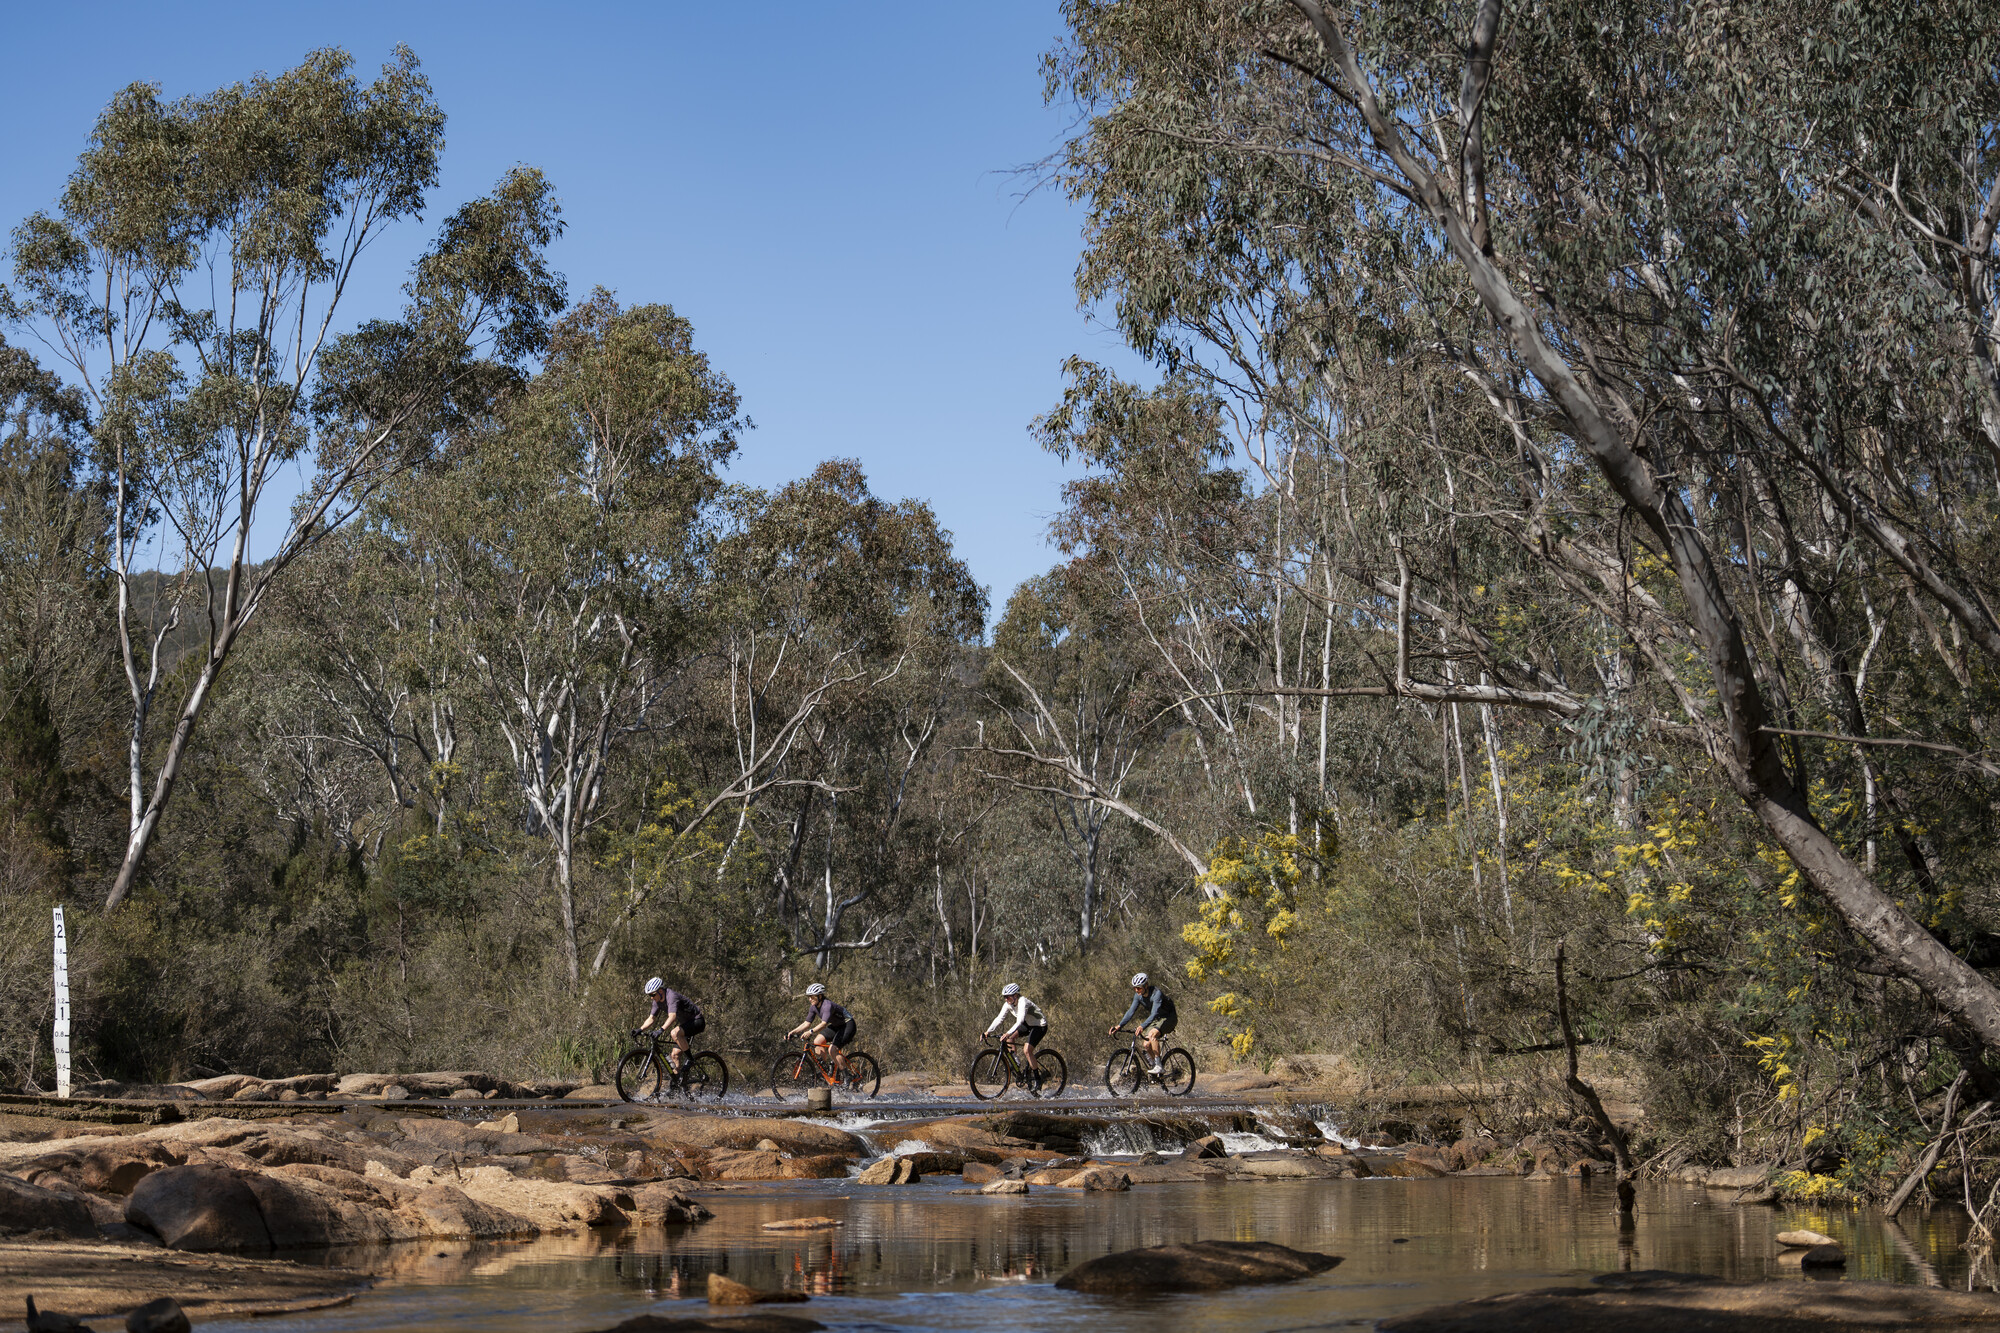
0,2,1145,622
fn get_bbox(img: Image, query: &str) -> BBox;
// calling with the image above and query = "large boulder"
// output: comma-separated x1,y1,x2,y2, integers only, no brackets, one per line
632,1113,866,1158
1379,1270,2000,1331
175,1074,262,1100
856,1157,921,1185
0,1171,99,1238
863,1116,1063,1165
125,1165,273,1251
700,1149,849,1181
1056,1240,1342,1294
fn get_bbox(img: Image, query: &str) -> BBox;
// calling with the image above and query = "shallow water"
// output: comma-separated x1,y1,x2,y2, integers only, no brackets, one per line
199,1175,1978,1332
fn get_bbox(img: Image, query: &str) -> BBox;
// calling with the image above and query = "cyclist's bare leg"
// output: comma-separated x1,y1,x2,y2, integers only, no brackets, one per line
669,1025,691,1072
1142,1027,1163,1067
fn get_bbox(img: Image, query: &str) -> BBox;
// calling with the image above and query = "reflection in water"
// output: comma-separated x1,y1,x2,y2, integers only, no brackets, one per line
199,1175,1981,1333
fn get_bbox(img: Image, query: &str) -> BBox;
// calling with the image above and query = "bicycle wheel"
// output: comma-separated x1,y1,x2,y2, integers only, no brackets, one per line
682,1052,729,1100
841,1052,881,1098
615,1048,663,1103
1160,1048,1197,1096
1104,1048,1142,1097
1031,1049,1068,1099
968,1048,1011,1101
769,1050,821,1101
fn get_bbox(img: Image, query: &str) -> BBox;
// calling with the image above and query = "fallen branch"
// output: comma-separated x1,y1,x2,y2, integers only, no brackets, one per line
1556,941,1634,1177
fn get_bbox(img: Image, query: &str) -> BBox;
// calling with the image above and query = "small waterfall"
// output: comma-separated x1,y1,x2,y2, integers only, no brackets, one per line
1081,1122,1170,1156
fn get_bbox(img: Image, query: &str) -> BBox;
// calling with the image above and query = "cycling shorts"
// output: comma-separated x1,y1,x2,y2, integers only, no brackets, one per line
1143,1016,1176,1038
1018,1024,1048,1046
828,1018,858,1050
668,1012,706,1038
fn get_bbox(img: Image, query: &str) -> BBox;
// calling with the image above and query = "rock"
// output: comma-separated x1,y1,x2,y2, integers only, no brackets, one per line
125,1165,273,1252
449,1089,482,1100
1451,1135,1499,1170
124,1297,190,1333
1,1173,100,1241
856,1156,921,1186
754,1138,782,1152
476,1113,522,1135
981,1179,1029,1195
1776,1229,1836,1248
708,1273,809,1305
1315,1142,1350,1158
1377,1269,2000,1331
23,1296,92,1333
1183,1134,1227,1160
278,1090,302,1103
863,1115,1065,1165
1057,1167,1130,1191
1733,1185,1779,1206
1406,1144,1455,1175
1703,1164,1773,1191
1121,1160,1229,1184
379,1085,410,1101
1056,1240,1342,1294
896,1151,967,1176
961,1162,1002,1185
95,1221,161,1244
1786,1244,1846,1268
1234,1154,1352,1180
175,1075,262,1100
761,1216,843,1230
633,1113,867,1157
805,1088,832,1112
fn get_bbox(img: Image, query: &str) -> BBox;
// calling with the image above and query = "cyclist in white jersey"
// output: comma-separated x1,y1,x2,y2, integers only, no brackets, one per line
982,983,1048,1084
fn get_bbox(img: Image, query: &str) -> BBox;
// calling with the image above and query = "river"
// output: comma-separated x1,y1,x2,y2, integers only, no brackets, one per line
190,1173,1977,1332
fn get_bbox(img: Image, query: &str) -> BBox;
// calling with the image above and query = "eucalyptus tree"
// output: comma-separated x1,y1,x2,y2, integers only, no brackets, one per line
2,49,566,910
984,558,1158,946
386,291,740,988
1048,0,2000,1048
713,461,987,968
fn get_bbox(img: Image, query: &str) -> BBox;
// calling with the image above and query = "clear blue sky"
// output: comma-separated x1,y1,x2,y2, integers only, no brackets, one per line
0,2,1146,622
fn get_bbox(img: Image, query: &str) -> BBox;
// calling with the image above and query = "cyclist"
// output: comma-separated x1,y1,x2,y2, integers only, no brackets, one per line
636,977,705,1074
1109,972,1176,1074
785,982,856,1078
983,983,1049,1088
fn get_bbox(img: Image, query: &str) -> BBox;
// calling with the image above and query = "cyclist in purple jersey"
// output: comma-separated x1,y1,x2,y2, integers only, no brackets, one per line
785,983,856,1077
637,977,704,1073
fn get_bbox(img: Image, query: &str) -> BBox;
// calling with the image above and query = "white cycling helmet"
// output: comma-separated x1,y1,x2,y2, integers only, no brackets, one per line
1001,983,1021,997
805,983,826,997
644,977,665,994
1130,972,1149,988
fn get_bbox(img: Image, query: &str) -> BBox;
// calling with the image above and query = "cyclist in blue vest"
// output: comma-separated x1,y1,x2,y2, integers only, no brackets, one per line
1109,972,1176,1074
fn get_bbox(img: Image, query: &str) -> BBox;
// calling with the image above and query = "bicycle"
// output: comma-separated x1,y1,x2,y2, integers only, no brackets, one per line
769,1036,881,1100
615,1029,730,1103
1103,1028,1196,1097
968,1033,1068,1101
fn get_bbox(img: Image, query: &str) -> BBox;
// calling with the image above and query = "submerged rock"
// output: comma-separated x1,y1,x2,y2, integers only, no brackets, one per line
1776,1228,1835,1248
1379,1270,2000,1331
707,1273,809,1305
123,1297,190,1333
1056,1240,1342,1294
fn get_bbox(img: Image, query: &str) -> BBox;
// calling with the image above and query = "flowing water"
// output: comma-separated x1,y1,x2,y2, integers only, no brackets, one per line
194,1173,1978,1332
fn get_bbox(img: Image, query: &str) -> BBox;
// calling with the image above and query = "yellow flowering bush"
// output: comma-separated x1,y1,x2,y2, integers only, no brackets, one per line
1184,830,1308,1058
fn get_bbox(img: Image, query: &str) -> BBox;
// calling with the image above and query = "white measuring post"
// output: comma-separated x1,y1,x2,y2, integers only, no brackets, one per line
53,905,71,1099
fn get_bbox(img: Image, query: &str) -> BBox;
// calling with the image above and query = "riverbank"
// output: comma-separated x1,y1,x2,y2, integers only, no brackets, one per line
0,1237,368,1326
